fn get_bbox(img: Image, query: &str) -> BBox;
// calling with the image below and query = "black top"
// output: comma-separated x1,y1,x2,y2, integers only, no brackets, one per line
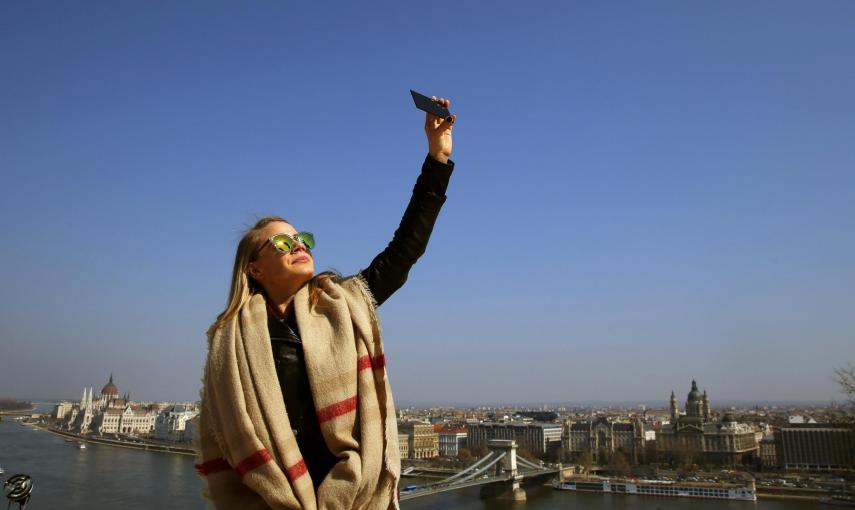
268,155,454,488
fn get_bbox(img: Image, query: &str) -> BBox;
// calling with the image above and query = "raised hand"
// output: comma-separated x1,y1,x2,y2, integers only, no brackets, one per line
425,96,456,164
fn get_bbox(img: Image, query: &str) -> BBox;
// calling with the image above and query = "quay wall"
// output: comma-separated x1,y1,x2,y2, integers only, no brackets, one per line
40,425,196,456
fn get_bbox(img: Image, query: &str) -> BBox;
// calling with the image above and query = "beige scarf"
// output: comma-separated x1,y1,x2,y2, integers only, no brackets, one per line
195,275,401,509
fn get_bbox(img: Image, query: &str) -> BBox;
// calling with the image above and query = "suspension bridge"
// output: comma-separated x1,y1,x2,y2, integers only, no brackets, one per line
399,439,558,501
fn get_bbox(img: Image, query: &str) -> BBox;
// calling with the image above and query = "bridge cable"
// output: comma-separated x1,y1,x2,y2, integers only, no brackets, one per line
433,451,499,485
515,456,543,470
452,452,508,484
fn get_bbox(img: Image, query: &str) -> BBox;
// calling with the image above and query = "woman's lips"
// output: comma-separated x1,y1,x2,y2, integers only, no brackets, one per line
292,256,310,263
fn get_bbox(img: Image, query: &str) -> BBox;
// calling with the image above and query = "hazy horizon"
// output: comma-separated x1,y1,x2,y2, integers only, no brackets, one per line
6,394,846,411
2,2,854,405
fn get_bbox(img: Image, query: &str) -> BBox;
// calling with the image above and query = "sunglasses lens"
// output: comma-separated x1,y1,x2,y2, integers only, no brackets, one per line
270,235,293,253
296,232,315,250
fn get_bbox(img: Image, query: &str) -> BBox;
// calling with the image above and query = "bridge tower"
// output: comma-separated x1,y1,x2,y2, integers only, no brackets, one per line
484,439,526,501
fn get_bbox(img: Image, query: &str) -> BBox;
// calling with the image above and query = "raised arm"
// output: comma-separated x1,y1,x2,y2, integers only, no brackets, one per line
359,96,457,306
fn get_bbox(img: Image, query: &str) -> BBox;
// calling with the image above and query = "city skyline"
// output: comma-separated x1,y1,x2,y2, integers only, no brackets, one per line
2,2,854,404
7,372,850,408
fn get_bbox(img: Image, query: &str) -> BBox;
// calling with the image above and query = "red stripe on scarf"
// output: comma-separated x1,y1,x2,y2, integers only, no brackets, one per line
286,459,308,481
235,449,273,478
357,355,372,371
317,395,358,423
195,457,231,476
194,453,306,481
357,354,386,371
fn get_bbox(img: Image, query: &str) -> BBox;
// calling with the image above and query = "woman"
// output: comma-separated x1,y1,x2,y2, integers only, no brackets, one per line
195,97,456,510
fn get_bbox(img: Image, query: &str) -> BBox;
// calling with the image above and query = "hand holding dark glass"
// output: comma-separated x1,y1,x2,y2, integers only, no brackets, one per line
424,96,455,165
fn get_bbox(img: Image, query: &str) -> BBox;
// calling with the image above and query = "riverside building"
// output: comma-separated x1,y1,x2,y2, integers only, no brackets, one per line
438,429,468,458
656,380,759,465
778,423,855,470
398,433,410,460
399,421,439,459
53,373,196,439
563,417,646,464
468,421,562,457
154,404,199,442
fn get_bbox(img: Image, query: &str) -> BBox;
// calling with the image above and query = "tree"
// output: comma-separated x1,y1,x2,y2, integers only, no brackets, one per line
457,448,473,464
516,445,538,463
597,447,612,466
671,440,700,470
557,447,574,463
643,440,659,465
578,451,594,477
470,443,488,458
541,448,564,462
835,363,855,405
833,364,855,424
609,450,632,478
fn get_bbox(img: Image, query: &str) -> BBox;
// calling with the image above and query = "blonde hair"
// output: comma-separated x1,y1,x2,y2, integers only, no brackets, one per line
207,216,338,339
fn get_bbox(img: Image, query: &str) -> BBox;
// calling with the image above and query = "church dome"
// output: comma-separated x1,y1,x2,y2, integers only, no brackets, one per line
721,413,735,423
101,373,119,396
687,380,701,401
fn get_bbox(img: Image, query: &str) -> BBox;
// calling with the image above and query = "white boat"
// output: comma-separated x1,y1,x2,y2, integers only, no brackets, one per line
554,477,757,501
78,443,86,449
0,466,5,474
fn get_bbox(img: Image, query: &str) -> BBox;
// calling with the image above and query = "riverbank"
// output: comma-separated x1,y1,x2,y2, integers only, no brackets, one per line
757,492,820,502
757,487,827,502
37,424,196,457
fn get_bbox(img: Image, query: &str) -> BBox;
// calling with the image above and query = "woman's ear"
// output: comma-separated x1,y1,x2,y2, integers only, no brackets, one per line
247,262,262,281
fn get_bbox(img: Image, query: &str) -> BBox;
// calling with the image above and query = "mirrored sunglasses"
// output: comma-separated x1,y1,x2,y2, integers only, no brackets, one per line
268,232,316,253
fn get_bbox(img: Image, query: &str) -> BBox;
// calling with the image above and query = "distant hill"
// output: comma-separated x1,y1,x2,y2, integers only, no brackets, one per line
0,399,34,412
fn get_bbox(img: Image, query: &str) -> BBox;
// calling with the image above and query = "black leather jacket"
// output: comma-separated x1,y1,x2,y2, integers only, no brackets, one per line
268,155,453,488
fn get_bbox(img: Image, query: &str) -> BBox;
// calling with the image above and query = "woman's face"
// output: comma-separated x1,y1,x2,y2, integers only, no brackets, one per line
248,221,315,294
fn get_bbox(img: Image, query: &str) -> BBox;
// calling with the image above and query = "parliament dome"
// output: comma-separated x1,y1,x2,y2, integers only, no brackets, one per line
100,373,119,396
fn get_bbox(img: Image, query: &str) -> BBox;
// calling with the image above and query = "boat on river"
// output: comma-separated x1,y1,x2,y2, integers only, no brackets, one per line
554,476,757,501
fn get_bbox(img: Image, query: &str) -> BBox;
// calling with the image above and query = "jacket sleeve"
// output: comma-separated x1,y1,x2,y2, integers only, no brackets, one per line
358,154,454,307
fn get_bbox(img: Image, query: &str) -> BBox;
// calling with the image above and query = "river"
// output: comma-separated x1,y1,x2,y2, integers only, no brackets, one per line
0,408,825,509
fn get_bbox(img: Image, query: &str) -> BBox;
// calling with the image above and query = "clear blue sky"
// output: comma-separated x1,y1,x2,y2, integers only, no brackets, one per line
2,1,853,405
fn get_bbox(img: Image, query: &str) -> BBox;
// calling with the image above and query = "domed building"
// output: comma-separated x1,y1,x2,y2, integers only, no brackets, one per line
658,380,758,465
101,373,119,398
59,373,149,435
96,373,122,409
670,380,710,428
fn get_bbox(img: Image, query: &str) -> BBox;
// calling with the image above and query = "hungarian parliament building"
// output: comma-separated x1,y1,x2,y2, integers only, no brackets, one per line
52,373,199,442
